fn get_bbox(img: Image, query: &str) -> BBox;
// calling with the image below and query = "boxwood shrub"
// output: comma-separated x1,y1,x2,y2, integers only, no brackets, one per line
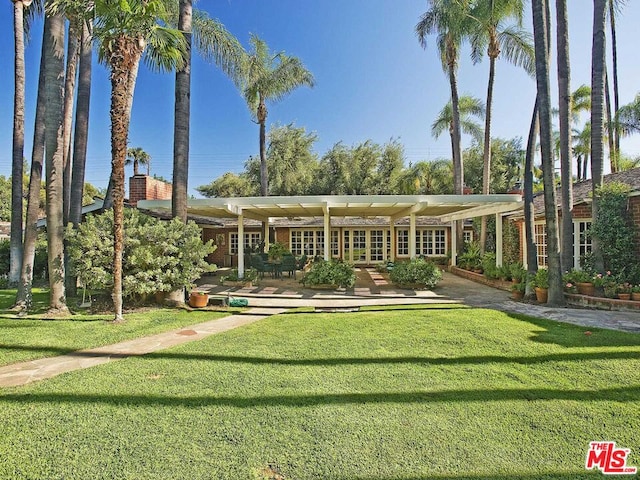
301,260,356,288
389,258,442,289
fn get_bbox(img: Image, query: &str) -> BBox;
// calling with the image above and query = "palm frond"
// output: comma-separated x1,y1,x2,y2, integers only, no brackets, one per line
144,25,187,73
497,25,534,76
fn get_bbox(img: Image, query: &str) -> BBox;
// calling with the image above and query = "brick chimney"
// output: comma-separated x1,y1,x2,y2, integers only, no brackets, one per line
129,175,172,207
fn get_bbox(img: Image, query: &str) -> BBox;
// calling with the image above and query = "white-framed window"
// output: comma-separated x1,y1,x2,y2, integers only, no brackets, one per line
397,229,409,256
370,230,385,262
415,229,447,256
229,232,262,254
291,230,324,256
575,219,593,269
534,223,547,267
331,230,339,257
463,230,473,244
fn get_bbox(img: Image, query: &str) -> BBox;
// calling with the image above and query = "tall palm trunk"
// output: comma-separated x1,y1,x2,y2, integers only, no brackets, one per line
172,0,192,222
258,97,268,196
69,22,92,227
15,12,46,310
44,13,68,312
446,36,464,256
10,0,28,285
556,0,573,272
604,70,616,171
480,32,498,254
524,97,539,295
532,0,564,306
590,0,607,273
62,27,79,225
108,38,143,322
609,0,620,158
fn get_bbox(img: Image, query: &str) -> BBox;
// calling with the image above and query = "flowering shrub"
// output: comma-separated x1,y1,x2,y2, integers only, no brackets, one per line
563,269,594,284
564,282,577,293
617,282,632,294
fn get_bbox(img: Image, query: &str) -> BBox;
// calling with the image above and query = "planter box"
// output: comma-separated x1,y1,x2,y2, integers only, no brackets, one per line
565,293,640,312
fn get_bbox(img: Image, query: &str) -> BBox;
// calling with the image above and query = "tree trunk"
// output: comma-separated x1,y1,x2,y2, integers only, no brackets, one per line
69,22,93,228
604,69,616,172
15,9,47,310
609,0,620,159
62,27,79,225
532,0,564,306
556,0,574,272
172,0,192,222
258,97,268,196
480,51,497,254
43,13,68,313
524,97,539,296
590,0,607,273
10,1,27,285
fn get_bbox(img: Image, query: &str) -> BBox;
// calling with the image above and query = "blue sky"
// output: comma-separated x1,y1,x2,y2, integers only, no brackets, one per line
1,1,639,197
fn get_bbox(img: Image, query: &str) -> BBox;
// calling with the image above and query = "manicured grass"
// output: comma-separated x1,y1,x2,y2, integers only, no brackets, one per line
0,289,233,367
1,307,640,479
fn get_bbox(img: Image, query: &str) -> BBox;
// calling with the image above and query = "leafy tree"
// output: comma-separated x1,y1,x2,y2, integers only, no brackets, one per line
240,35,314,196
66,210,215,299
197,172,257,198
431,95,486,144
463,137,524,194
616,93,640,137
397,159,452,194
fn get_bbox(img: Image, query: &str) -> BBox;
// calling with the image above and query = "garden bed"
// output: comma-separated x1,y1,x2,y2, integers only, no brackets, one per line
449,266,512,292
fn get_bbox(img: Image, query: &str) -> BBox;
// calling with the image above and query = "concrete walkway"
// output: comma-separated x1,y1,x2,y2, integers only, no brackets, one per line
0,308,286,388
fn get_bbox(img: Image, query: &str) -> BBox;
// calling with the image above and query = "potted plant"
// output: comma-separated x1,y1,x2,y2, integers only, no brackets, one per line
632,285,640,302
267,242,288,262
188,290,209,308
617,282,632,300
564,269,595,296
510,282,525,300
532,268,549,303
221,268,258,287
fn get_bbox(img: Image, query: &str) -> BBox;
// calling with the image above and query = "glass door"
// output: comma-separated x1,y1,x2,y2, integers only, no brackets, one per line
353,230,367,263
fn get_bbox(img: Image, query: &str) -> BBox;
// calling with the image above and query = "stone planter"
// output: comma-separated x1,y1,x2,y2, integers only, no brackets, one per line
535,287,548,303
618,293,632,301
576,282,595,296
189,293,209,308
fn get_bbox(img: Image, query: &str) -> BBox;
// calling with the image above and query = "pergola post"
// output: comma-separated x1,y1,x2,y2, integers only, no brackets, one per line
450,220,457,266
238,212,245,278
409,213,417,259
389,219,395,261
521,223,528,269
496,213,503,267
323,205,330,261
264,218,270,252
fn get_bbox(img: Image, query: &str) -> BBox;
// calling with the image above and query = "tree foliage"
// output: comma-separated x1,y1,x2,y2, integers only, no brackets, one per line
463,137,524,193
66,209,215,299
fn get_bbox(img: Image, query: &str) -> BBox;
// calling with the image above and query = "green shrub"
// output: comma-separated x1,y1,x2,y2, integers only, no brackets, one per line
0,236,48,281
481,253,499,279
459,241,482,270
66,209,215,299
509,262,526,283
532,268,549,289
389,258,442,289
0,240,9,276
301,260,356,288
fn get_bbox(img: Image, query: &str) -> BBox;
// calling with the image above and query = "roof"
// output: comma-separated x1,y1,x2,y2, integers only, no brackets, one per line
138,194,523,225
530,167,640,216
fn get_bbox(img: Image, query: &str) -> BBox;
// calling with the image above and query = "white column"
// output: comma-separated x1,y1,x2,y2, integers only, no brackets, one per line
389,219,395,261
409,214,417,259
264,218,270,252
323,206,330,261
573,221,580,269
495,213,503,267
522,222,528,270
238,213,245,278
450,221,457,266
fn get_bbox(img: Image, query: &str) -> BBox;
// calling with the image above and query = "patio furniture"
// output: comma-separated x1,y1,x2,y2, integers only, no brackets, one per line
251,255,275,279
297,254,308,271
281,255,297,278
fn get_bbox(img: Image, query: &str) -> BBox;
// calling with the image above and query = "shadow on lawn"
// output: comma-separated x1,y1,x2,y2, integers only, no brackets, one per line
1,385,639,407
0,343,639,365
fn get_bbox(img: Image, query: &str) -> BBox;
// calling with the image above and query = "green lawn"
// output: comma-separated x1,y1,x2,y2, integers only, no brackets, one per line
0,289,232,367
1,306,639,479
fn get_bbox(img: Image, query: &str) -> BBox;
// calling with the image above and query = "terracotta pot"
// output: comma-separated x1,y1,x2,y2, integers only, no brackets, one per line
189,293,209,308
618,293,631,301
632,292,640,301
576,282,595,296
511,290,524,301
535,287,548,303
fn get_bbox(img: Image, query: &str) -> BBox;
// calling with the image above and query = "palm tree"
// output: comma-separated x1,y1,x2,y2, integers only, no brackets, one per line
170,2,244,221
573,122,591,180
616,93,640,136
531,0,563,305
469,0,534,252
591,0,607,273
431,95,486,145
9,0,33,286
608,0,625,165
126,147,151,176
556,0,573,272
43,11,69,313
55,0,187,321
240,34,314,196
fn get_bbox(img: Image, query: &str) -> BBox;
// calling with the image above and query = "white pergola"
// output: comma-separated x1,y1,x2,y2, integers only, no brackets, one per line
139,194,523,277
